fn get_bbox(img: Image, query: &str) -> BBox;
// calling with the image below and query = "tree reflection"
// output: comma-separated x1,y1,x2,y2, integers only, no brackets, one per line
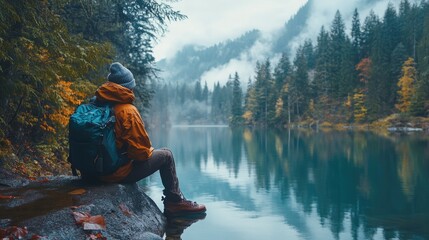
149,126,429,239
240,128,429,239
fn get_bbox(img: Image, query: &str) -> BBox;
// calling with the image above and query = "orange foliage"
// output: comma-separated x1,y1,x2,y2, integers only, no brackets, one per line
42,80,86,133
356,58,371,85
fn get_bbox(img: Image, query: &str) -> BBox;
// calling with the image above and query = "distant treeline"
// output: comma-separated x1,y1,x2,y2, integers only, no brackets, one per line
0,0,183,174
150,1,429,127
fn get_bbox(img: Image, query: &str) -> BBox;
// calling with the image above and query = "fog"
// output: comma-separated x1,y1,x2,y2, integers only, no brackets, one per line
201,34,276,89
197,0,403,90
289,0,402,55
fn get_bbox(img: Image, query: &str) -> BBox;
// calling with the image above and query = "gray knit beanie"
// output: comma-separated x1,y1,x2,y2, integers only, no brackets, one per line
107,62,136,90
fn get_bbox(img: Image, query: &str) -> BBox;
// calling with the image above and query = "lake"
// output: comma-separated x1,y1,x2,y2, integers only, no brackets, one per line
141,126,429,240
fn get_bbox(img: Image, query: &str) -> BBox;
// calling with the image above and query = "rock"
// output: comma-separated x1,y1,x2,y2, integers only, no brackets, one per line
134,232,164,240
387,127,423,132
0,176,166,239
0,162,30,188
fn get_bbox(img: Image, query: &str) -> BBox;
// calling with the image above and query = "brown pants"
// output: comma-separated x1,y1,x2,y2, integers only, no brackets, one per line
120,148,183,202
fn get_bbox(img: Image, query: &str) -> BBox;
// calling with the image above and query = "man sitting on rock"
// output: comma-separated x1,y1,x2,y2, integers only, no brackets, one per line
93,62,206,216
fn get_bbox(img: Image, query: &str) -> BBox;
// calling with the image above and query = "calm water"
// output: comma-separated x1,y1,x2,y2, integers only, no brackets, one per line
141,126,429,240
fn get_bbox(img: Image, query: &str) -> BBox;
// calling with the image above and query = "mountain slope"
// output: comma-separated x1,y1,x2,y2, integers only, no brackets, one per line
157,29,261,83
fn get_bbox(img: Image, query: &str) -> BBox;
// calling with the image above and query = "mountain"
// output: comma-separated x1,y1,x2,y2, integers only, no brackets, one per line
156,29,261,83
156,0,399,85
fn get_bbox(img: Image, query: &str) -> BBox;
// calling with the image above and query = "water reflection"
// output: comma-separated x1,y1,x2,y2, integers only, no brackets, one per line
145,126,429,240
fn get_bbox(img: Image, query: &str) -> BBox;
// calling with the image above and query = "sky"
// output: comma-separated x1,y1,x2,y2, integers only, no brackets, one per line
152,0,401,88
153,0,307,60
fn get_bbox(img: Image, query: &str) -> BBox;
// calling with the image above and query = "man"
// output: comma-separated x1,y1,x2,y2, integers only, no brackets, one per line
94,62,206,216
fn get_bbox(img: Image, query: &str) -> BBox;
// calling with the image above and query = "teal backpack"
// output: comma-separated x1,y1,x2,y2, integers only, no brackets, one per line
68,102,127,177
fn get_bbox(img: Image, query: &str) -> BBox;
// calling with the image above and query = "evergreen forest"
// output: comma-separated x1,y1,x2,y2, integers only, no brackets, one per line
150,0,429,129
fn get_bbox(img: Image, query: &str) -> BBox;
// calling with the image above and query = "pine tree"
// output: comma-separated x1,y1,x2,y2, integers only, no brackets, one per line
243,78,257,125
411,7,429,116
274,53,291,93
361,11,381,58
274,53,292,125
303,39,315,69
314,26,331,98
328,11,348,98
202,81,209,104
366,4,401,117
194,81,202,101
351,8,362,63
230,72,243,125
211,82,222,123
291,45,309,118
399,0,418,57
391,43,408,83
253,60,273,125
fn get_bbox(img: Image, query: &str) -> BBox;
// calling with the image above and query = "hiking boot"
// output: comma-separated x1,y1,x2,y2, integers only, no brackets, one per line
163,197,206,216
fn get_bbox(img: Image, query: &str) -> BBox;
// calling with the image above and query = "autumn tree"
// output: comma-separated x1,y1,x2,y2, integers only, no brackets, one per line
396,58,417,113
353,58,372,122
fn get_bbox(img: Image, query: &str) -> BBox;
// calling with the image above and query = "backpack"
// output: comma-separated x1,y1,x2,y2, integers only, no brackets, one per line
68,102,127,177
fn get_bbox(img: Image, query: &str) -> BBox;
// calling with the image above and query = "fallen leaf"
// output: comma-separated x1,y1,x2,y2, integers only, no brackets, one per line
31,234,44,240
83,222,104,230
0,226,28,239
38,177,49,183
72,211,106,230
89,233,107,240
0,195,16,199
119,203,133,217
72,211,91,224
70,205,84,210
68,188,86,195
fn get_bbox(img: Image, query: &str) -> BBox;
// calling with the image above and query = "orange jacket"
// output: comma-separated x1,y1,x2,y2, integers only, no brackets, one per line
94,82,154,182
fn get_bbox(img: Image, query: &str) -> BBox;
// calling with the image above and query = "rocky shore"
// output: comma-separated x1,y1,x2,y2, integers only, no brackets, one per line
0,172,165,240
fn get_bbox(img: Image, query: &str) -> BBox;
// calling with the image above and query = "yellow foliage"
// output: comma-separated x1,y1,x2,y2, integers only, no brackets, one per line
308,99,315,113
353,91,367,123
275,97,284,118
345,95,352,108
396,58,416,113
242,110,253,124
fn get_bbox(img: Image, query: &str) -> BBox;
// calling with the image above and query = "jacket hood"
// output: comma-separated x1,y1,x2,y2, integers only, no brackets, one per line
95,82,135,104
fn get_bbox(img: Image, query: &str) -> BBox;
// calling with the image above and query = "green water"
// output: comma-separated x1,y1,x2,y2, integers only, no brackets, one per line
144,126,429,240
